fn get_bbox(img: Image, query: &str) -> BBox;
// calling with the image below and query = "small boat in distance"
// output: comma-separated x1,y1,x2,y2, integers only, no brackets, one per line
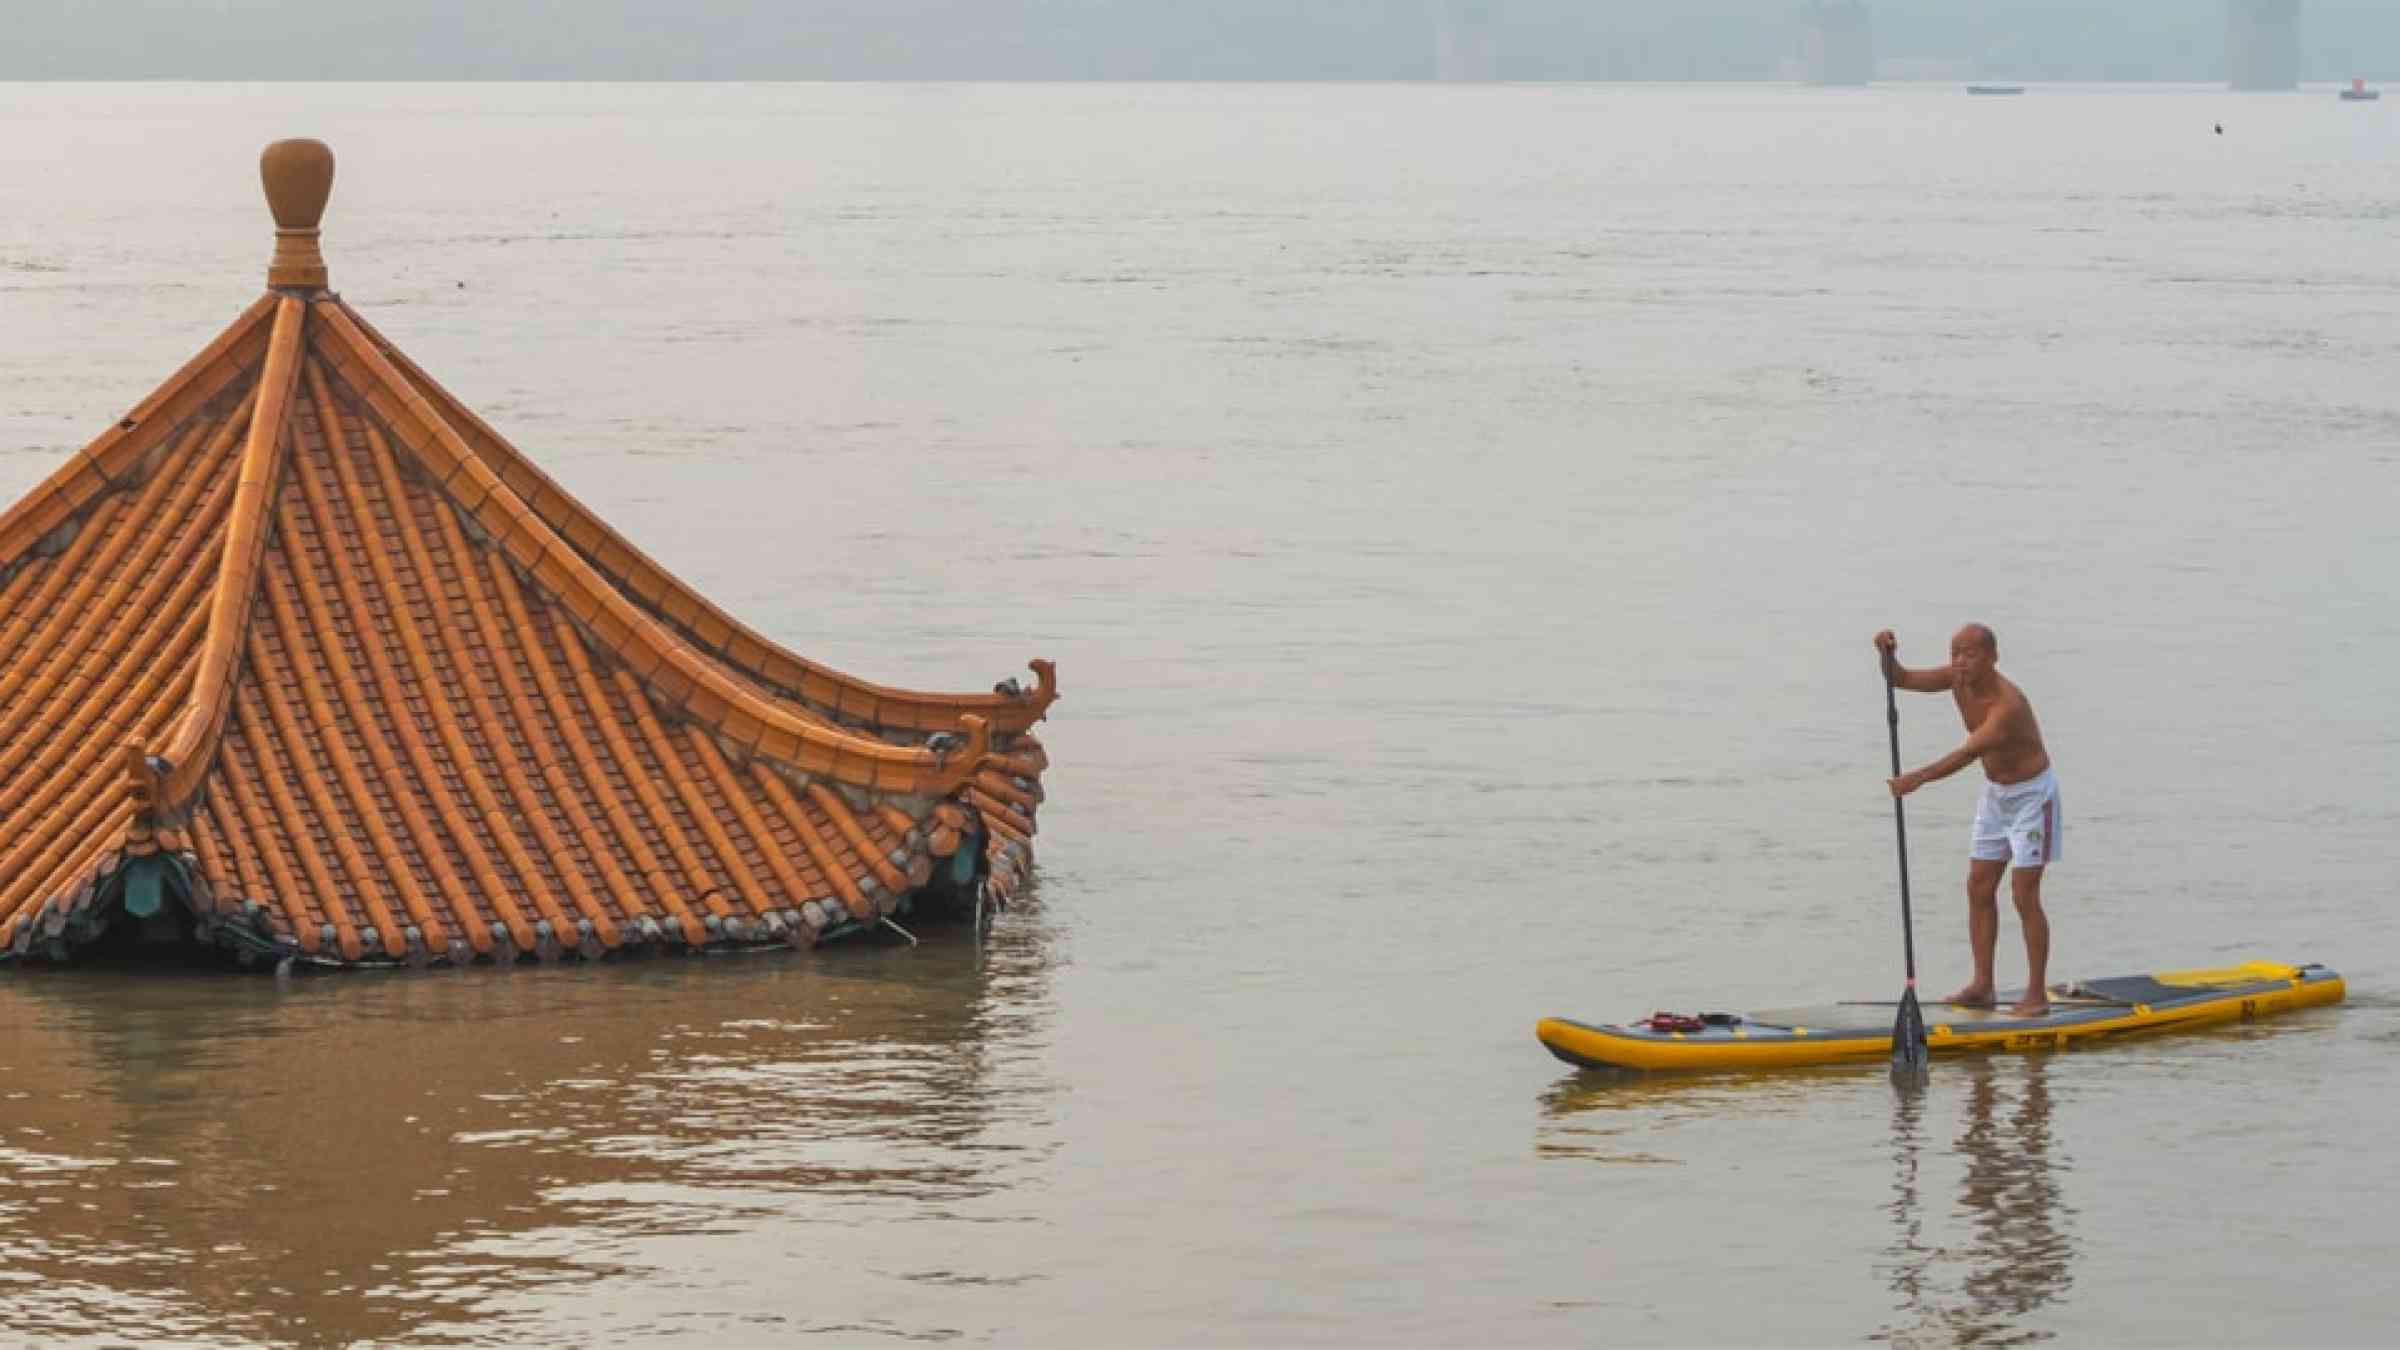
2340,77,2381,102
1966,84,2025,96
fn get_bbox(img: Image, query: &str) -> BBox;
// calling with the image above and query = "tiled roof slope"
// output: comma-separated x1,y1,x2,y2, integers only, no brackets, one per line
0,140,1055,967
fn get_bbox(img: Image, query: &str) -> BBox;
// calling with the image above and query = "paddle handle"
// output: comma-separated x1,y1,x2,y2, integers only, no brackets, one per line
1882,660,1918,985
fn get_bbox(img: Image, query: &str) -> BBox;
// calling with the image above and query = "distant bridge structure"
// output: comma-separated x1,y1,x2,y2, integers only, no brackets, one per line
1797,1,2303,91
1428,0,1500,81
1804,1,1874,86
2227,0,2302,89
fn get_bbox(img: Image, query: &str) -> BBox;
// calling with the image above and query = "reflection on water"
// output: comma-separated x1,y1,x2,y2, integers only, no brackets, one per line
0,914,1056,1346
1539,1064,1855,1127
1537,1057,2079,1346
1878,1058,2076,1348
1534,1063,1873,1169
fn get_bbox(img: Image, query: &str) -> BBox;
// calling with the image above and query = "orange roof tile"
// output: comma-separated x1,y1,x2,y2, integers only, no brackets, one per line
0,139,1056,968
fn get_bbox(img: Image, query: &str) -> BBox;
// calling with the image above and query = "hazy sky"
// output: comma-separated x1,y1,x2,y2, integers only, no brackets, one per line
7,1,2397,81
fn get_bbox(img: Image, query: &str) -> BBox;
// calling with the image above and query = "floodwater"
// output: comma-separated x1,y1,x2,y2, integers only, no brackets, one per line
2,82,2397,1346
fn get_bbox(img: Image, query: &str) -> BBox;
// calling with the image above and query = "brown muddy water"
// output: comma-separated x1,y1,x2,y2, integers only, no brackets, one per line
2,83,2397,1346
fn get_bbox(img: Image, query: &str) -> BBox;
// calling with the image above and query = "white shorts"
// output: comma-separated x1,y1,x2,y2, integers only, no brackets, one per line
1969,769,2061,868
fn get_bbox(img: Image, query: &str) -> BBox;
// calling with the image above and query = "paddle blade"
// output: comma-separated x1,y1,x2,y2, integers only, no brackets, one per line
1890,987,1930,1086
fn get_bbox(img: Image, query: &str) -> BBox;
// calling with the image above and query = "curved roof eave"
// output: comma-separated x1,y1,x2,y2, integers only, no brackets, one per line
305,298,991,801
337,302,1060,738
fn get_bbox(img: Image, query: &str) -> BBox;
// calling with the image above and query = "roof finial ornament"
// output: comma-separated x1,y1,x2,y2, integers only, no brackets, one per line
260,138,334,292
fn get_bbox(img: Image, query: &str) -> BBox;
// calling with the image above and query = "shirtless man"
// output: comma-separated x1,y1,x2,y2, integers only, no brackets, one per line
1873,624,2061,1016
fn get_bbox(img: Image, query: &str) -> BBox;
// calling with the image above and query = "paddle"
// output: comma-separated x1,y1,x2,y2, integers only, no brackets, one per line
1882,646,1931,1085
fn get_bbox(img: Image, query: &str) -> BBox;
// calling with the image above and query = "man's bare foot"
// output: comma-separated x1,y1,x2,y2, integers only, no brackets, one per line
1943,984,1995,1008
2010,997,2052,1018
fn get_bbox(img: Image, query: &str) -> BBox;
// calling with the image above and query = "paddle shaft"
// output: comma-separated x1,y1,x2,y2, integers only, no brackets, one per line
1882,661,1918,986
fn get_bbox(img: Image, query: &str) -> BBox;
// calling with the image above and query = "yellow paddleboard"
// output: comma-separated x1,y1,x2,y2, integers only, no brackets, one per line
1536,961,2345,1073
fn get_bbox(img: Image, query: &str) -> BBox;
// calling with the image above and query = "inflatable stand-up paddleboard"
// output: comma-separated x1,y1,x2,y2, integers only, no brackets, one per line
1536,961,2344,1073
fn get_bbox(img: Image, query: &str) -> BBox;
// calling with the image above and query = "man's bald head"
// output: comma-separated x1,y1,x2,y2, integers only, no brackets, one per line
1948,624,1999,683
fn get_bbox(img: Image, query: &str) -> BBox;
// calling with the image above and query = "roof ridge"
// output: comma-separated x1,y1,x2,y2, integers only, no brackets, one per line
306,299,991,799
333,303,1058,737
149,296,309,817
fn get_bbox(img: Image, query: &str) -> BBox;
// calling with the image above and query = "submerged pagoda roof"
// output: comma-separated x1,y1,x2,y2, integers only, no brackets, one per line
0,140,1055,967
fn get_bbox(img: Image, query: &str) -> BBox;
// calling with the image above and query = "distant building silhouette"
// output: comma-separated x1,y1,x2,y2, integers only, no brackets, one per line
2227,0,2302,89
1806,1,1875,86
1430,0,1501,81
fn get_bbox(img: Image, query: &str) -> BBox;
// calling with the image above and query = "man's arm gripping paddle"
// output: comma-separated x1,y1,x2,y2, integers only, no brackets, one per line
1876,631,1931,1085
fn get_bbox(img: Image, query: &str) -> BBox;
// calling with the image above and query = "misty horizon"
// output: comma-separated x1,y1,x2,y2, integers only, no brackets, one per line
5,1,2397,83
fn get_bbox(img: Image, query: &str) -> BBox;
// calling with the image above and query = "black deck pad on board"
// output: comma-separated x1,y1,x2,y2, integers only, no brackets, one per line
2068,975,2264,1006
